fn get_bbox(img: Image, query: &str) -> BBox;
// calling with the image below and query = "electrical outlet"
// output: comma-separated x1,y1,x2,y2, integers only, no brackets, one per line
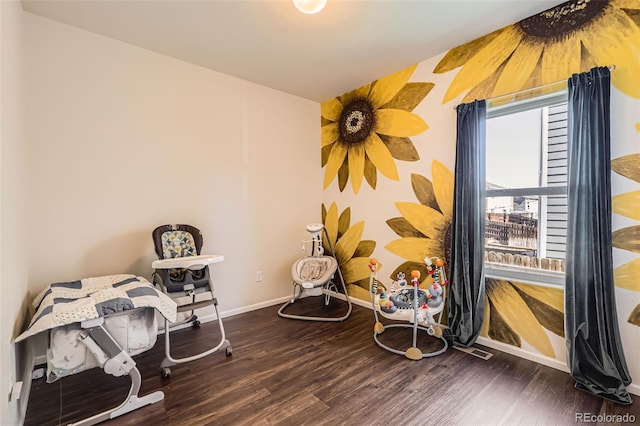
256,271,263,282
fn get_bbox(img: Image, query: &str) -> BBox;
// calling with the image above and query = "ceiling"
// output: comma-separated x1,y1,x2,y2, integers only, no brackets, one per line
21,0,564,102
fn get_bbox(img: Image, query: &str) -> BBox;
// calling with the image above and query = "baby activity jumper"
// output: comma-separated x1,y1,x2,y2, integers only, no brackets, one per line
368,257,448,360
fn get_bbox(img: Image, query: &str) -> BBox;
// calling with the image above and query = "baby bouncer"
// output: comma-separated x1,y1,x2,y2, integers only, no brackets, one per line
368,256,448,360
278,223,352,322
152,224,231,378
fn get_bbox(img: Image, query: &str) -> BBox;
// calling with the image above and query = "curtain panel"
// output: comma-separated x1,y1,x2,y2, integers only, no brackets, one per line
565,66,632,404
447,100,487,347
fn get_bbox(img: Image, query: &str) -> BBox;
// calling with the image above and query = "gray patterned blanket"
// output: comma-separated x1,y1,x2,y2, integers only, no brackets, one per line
15,274,177,342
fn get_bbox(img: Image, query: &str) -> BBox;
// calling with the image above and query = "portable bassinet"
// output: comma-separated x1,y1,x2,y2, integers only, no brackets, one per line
15,274,177,426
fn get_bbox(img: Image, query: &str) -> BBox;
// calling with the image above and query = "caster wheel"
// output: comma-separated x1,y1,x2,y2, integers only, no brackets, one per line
192,319,201,328
225,347,233,357
161,367,171,378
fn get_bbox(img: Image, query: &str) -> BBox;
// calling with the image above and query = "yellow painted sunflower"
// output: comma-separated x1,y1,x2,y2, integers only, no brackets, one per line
322,202,378,301
434,0,640,103
481,279,565,357
613,154,640,185
385,160,453,283
613,259,640,292
613,191,640,221
321,65,433,193
612,142,640,327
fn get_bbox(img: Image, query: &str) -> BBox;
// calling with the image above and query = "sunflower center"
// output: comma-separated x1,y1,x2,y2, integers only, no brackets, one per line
339,99,375,144
518,0,606,38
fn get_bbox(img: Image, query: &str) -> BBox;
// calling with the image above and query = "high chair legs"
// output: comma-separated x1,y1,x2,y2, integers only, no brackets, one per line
159,292,232,378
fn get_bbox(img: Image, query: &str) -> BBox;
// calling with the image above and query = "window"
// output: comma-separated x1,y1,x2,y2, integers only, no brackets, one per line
484,93,568,286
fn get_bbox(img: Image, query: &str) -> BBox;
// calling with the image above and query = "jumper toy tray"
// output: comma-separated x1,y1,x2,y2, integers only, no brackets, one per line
368,257,449,360
373,290,444,326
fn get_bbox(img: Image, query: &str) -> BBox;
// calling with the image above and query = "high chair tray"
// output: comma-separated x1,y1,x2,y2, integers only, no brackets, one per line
152,254,224,270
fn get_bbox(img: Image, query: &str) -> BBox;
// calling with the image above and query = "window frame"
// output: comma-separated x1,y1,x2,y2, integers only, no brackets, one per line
484,90,568,288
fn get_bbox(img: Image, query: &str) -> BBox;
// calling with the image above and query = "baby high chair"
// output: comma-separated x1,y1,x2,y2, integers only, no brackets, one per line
278,223,351,322
152,224,231,378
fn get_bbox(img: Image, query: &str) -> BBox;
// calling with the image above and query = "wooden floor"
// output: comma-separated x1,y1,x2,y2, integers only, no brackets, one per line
25,298,639,426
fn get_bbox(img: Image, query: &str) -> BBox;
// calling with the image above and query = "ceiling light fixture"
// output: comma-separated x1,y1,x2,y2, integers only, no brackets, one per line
293,0,327,14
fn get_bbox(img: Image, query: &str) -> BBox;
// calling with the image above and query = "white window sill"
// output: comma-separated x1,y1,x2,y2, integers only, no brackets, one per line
485,263,565,288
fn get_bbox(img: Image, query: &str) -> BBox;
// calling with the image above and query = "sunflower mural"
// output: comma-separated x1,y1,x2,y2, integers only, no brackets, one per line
385,160,453,285
482,280,564,358
611,127,640,327
383,161,452,330
321,64,433,193
322,202,378,301
434,0,640,104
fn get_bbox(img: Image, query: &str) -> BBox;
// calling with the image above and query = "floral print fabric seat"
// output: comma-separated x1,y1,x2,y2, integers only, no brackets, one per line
161,230,198,259
156,228,205,284
152,224,210,291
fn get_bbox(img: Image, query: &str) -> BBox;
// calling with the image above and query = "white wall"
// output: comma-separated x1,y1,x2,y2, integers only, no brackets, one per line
23,12,321,314
1,1,28,424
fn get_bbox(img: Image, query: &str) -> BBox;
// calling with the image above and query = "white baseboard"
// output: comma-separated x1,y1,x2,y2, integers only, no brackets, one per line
476,336,569,373
192,291,370,325
211,291,372,321
189,296,290,324
220,296,291,319
476,336,640,397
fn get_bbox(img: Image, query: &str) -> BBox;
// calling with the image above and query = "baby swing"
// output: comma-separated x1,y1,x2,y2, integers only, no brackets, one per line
278,223,352,322
151,224,231,378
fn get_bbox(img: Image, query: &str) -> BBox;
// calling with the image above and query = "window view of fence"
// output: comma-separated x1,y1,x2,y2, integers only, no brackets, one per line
485,102,567,278
484,250,565,272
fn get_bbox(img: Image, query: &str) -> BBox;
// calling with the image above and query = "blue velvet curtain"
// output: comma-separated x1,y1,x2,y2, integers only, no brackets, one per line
565,67,632,404
447,100,487,347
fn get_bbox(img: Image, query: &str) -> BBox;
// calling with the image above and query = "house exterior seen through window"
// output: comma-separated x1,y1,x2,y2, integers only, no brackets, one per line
485,95,568,287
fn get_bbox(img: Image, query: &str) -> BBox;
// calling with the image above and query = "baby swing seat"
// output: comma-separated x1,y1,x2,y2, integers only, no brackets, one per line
278,223,352,322
152,224,231,378
292,255,338,296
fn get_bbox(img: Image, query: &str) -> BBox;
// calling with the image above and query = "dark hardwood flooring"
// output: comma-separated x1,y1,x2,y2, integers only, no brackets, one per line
25,299,639,426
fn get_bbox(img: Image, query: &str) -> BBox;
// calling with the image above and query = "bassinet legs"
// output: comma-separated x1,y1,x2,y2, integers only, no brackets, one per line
69,318,165,426
68,368,164,426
